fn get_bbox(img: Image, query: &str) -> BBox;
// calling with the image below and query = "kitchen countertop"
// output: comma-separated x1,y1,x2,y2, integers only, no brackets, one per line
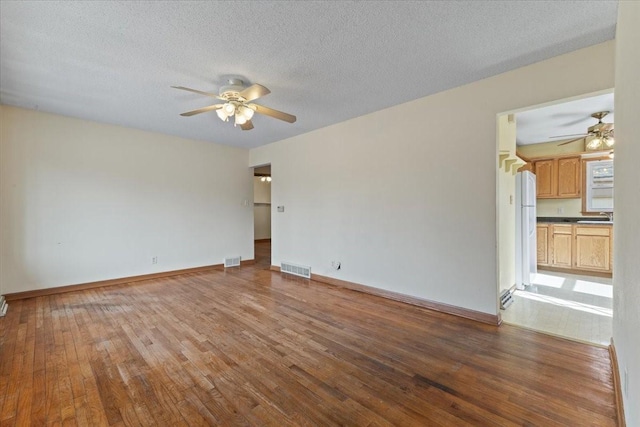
537,217,612,224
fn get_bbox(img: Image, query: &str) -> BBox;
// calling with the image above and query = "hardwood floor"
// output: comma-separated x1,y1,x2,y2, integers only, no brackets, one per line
0,242,617,426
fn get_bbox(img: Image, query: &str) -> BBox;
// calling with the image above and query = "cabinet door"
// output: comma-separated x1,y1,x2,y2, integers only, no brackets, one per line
557,157,581,198
535,160,555,198
551,225,572,268
575,226,611,272
536,225,549,265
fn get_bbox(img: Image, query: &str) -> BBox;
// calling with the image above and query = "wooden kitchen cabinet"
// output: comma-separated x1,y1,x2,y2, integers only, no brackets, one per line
557,157,581,197
536,224,549,265
537,223,612,275
535,159,555,198
550,225,573,268
574,226,612,272
534,156,581,199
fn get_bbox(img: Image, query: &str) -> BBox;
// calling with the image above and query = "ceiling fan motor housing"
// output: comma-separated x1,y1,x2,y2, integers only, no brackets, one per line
219,79,247,100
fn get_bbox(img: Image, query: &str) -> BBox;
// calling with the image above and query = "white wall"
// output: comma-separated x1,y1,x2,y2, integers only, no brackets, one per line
250,41,615,315
613,2,640,425
254,176,271,240
0,106,254,295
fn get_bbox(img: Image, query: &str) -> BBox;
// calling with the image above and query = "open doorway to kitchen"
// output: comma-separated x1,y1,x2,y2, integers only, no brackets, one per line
497,89,615,346
253,165,272,269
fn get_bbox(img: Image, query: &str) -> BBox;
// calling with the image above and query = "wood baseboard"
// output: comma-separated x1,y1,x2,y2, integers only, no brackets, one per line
3,259,255,301
254,238,272,243
609,339,626,427
270,265,501,326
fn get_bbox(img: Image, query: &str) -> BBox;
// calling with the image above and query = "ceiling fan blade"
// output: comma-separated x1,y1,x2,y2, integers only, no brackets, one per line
171,86,224,100
240,84,270,102
549,133,589,139
240,120,254,131
180,104,224,117
252,104,297,123
558,137,585,146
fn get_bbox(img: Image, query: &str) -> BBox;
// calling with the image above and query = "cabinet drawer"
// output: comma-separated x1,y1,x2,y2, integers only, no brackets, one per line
552,225,572,234
575,227,611,236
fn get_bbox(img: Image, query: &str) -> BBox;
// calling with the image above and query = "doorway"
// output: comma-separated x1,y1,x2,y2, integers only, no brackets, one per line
253,165,272,268
497,89,615,346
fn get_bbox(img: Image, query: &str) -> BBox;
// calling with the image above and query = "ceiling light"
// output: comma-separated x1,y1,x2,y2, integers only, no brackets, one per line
604,136,615,147
586,137,602,150
266,176,271,182
216,109,229,121
235,114,247,125
223,103,236,115
259,176,271,182
239,106,255,120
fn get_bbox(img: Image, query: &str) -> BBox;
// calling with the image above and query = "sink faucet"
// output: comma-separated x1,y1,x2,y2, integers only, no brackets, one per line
600,212,614,221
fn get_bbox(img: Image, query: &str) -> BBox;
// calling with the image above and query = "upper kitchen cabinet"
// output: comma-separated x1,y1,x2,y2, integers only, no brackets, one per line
534,156,581,199
535,159,555,197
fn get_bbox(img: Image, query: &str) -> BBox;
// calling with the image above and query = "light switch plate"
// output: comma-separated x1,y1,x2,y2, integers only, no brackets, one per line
277,206,285,212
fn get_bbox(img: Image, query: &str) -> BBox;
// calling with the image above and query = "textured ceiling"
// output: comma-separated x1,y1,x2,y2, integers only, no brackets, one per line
516,92,614,146
0,1,618,149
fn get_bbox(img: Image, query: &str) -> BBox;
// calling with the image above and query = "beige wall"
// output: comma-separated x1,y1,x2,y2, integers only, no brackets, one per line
498,115,516,292
536,198,584,217
0,106,254,295
518,138,587,157
250,41,615,315
613,2,640,425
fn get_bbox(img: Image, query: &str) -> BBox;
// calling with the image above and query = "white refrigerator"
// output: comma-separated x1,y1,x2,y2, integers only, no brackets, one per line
515,171,537,289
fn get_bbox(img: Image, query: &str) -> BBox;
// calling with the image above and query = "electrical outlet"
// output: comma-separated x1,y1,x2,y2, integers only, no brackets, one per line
557,207,564,214
152,256,158,265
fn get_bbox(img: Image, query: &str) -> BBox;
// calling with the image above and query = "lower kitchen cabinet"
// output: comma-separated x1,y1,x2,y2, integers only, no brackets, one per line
575,226,612,272
550,225,573,268
536,225,549,265
536,223,612,275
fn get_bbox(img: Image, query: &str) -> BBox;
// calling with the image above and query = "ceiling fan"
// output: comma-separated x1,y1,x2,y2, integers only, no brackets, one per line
172,78,296,130
551,111,614,149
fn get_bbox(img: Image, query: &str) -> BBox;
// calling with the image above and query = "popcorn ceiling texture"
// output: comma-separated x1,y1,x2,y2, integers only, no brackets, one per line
0,1,617,148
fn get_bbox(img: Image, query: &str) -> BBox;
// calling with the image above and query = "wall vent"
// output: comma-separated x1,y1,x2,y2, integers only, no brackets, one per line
500,289,514,309
224,256,241,268
281,262,311,279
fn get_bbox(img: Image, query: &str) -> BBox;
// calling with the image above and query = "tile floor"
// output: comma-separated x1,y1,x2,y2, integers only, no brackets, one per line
501,270,612,346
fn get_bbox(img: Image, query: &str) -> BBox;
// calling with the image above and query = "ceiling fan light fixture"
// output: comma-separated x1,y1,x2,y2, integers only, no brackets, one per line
587,137,602,150
235,114,247,125
223,102,236,115
216,109,229,121
605,136,615,147
239,105,255,120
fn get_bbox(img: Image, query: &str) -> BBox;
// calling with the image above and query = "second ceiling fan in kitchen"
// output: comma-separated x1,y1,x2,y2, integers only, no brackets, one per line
551,111,614,150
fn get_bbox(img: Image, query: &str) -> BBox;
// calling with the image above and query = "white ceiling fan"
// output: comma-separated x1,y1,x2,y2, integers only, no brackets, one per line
172,79,296,130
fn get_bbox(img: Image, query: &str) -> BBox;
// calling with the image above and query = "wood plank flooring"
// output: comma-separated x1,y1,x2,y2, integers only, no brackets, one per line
0,242,617,425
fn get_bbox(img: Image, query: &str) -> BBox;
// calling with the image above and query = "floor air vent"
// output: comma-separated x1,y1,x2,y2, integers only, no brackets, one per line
281,262,311,279
500,289,514,309
224,256,241,268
